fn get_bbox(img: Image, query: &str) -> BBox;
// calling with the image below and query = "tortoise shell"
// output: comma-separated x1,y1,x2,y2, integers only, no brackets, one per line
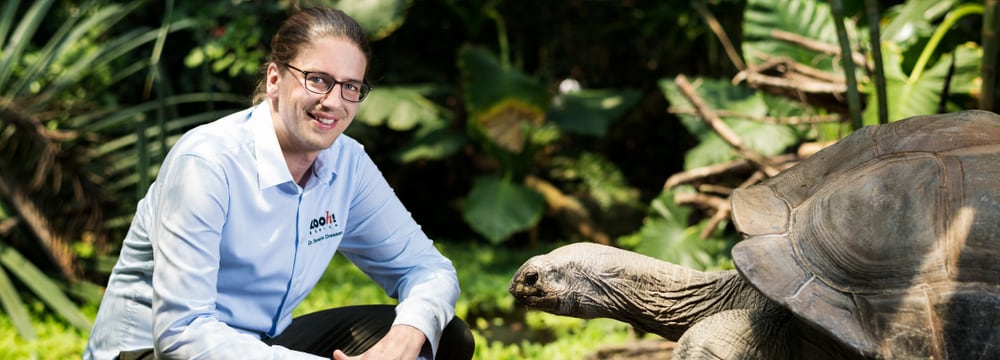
729,110,1000,359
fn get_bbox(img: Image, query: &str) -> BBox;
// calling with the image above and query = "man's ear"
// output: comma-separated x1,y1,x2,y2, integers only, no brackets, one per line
265,63,281,99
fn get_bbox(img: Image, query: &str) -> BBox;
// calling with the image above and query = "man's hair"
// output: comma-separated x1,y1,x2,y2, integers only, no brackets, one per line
251,7,371,104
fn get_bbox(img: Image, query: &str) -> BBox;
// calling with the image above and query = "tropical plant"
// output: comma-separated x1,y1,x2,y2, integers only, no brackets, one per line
0,0,245,338
317,0,647,244
628,0,992,264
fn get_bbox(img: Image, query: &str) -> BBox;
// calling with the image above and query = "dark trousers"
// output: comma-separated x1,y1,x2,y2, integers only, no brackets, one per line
118,305,475,360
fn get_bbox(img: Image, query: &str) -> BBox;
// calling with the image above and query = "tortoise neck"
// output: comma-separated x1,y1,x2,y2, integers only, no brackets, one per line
599,260,770,341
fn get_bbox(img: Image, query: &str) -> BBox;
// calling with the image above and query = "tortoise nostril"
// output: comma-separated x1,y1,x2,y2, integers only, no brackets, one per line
525,272,538,286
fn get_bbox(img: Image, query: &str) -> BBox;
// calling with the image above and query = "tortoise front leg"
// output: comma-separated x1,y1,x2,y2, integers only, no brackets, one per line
672,307,792,360
673,305,860,360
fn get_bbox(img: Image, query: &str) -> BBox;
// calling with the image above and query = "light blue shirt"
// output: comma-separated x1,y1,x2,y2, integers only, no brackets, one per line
84,103,459,359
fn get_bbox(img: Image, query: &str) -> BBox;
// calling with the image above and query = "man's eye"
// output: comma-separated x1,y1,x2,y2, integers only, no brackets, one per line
342,82,360,92
307,75,329,85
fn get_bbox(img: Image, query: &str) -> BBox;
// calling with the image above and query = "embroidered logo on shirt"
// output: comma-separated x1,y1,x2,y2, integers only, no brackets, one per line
307,210,341,245
308,210,338,232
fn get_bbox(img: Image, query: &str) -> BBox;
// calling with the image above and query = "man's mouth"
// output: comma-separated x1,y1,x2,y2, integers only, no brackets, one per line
309,111,336,125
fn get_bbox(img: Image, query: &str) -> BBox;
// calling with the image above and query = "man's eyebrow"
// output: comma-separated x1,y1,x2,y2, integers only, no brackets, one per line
311,70,363,83
302,69,365,84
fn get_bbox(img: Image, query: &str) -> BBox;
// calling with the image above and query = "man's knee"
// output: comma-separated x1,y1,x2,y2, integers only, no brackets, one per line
439,317,475,360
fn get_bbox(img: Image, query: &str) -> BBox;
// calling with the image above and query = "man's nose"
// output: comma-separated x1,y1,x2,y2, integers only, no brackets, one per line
320,84,344,107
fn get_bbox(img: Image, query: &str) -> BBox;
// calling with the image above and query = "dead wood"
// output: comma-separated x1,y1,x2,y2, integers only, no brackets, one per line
0,167,77,280
668,107,842,125
524,175,611,245
586,339,676,360
769,29,868,69
674,75,783,177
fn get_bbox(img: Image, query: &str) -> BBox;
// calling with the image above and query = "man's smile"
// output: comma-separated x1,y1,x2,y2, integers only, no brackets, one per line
309,110,338,126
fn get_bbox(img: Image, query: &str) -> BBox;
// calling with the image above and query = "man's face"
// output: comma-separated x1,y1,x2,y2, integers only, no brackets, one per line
266,36,367,158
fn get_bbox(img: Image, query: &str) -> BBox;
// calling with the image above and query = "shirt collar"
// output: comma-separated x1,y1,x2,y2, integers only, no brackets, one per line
310,145,338,186
251,102,294,190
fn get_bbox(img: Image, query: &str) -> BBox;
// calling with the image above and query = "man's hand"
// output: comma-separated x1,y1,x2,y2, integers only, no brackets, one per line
332,324,426,360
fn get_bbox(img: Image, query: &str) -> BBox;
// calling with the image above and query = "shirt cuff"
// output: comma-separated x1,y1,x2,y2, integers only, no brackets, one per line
392,302,450,358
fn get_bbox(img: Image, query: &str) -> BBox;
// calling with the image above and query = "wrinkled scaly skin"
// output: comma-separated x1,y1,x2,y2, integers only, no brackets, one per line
510,243,859,360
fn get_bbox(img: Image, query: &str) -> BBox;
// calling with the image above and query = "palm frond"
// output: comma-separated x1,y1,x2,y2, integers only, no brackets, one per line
0,241,91,332
0,0,57,90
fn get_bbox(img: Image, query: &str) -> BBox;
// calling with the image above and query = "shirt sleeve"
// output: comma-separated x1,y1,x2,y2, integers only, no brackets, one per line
149,154,324,360
336,151,461,358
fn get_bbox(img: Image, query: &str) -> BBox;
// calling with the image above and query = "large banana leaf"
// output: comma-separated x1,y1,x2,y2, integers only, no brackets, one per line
865,3,983,123
459,46,549,113
325,0,410,41
866,41,981,123
394,127,467,163
354,82,513,164
461,175,545,245
880,0,959,48
354,84,468,162
459,46,548,154
547,89,642,137
357,85,450,131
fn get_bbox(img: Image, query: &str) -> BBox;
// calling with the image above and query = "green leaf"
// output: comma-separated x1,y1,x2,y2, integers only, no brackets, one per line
881,0,958,47
0,242,91,332
547,89,642,137
866,41,981,123
184,47,205,67
41,18,199,101
461,175,545,244
658,77,798,169
630,189,733,271
684,118,798,169
0,1,20,48
356,85,449,131
325,0,410,41
743,0,842,70
0,265,35,339
76,92,247,131
943,44,983,95
458,46,548,116
12,2,147,98
659,77,768,138
395,127,466,163
0,0,57,90
458,46,549,153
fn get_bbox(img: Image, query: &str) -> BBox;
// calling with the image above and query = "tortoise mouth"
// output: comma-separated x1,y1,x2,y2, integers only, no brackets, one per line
509,270,543,300
509,268,560,310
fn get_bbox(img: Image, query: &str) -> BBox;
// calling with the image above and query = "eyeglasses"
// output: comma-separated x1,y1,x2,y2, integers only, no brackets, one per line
282,63,371,102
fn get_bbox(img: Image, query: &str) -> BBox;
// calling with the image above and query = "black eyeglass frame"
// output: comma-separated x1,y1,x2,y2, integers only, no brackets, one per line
281,63,372,102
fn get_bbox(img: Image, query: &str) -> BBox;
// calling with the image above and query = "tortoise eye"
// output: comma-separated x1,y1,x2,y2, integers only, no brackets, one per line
524,272,538,286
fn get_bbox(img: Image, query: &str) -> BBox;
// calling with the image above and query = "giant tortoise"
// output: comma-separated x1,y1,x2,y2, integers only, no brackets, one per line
509,110,1000,359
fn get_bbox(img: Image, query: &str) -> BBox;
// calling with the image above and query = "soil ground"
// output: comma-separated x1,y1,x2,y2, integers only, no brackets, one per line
586,339,676,359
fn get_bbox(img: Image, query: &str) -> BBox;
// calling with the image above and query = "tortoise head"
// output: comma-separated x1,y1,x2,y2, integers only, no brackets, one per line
509,243,613,318
509,242,710,324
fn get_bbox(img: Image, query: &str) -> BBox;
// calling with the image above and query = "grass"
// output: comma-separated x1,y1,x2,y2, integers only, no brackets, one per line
0,240,645,359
